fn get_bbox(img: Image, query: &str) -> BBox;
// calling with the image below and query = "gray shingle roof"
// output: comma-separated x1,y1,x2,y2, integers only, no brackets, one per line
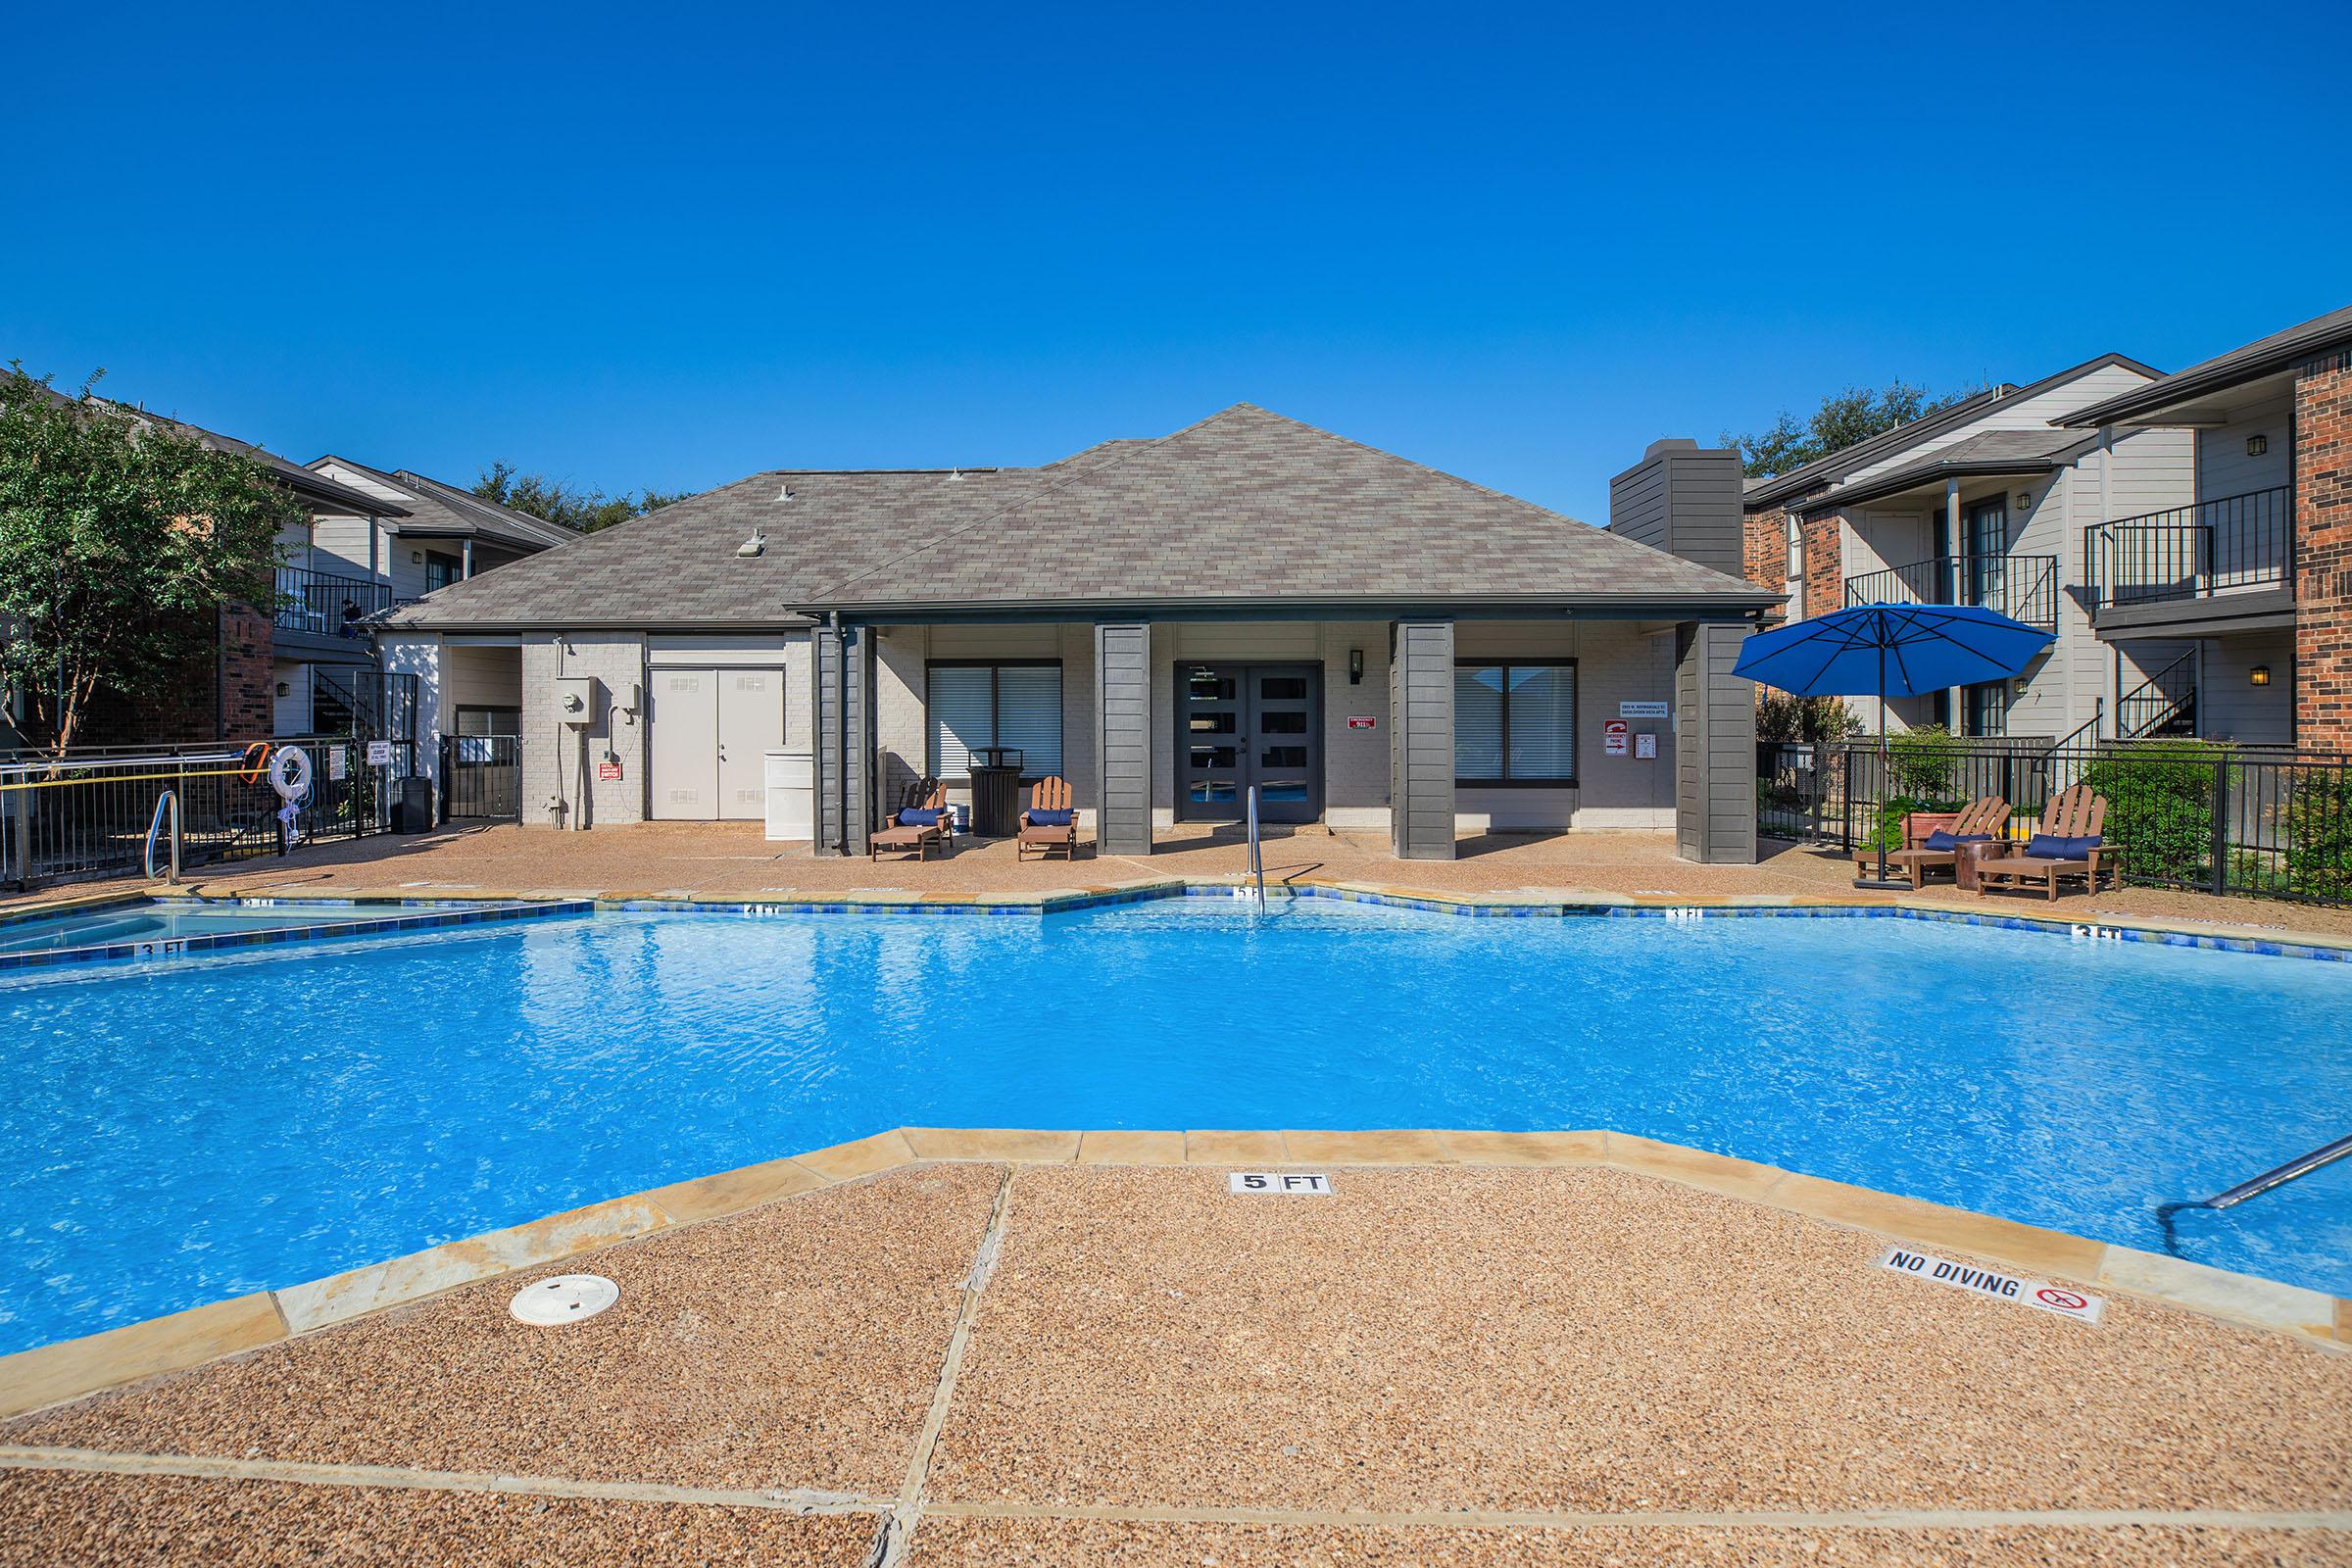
313,457,578,551
384,404,1771,629
1795,427,2098,513
2067,303,2352,426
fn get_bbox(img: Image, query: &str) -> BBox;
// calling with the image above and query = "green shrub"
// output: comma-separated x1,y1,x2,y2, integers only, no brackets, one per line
1757,692,1862,744
1888,724,1962,801
2081,741,2227,886
2284,767,2352,900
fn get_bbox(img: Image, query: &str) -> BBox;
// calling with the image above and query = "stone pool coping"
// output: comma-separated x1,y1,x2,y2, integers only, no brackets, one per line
4,1125,2343,1423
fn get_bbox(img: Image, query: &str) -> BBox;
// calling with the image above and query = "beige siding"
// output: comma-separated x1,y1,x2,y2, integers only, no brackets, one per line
2198,631,2295,745
2197,394,2293,500
1452,619,1679,830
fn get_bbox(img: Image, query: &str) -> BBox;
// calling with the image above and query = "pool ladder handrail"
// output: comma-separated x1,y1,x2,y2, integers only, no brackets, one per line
1246,783,1265,913
144,790,181,884
2156,1133,2352,1252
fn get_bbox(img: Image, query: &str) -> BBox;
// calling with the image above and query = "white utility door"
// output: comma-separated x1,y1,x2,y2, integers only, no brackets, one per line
715,668,784,818
650,668,719,819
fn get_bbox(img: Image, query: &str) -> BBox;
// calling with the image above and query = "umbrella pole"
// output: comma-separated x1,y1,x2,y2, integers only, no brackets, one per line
1879,642,1890,884
1854,635,1905,891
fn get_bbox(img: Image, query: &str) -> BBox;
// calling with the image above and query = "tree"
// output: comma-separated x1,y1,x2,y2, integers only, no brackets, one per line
472,462,686,533
1724,379,1975,479
0,367,298,755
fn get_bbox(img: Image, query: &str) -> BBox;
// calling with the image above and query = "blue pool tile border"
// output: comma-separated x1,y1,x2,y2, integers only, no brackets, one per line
595,882,2351,961
0,899,596,974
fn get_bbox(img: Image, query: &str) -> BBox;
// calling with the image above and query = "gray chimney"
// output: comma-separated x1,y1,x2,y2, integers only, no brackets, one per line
1607,438,1743,579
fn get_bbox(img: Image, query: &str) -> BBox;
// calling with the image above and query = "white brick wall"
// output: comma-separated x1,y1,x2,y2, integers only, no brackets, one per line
520,632,647,828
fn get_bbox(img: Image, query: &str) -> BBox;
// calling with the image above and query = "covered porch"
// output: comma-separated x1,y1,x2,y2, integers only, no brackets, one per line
812,611,1756,864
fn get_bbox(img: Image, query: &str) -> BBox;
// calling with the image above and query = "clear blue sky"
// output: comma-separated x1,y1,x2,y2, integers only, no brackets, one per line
9,2,2348,522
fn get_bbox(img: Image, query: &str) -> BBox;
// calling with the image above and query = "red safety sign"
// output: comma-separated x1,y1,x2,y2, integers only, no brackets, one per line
598,760,624,781
1603,718,1630,757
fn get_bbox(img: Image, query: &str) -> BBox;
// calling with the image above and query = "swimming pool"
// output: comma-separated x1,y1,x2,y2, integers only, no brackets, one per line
0,896,577,968
3,898,2348,1352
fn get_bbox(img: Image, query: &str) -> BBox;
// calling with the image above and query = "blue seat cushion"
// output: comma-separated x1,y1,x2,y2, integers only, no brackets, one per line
1923,829,1996,852
1027,808,1074,828
896,807,942,827
2026,832,2100,859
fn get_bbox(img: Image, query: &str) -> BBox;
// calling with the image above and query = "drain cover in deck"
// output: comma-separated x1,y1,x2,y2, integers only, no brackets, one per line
510,1273,619,1326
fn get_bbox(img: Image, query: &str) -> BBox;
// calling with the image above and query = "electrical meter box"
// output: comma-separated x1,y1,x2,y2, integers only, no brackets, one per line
554,675,601,727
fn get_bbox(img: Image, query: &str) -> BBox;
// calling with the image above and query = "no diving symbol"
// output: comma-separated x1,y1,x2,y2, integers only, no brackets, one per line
2036,1287,2089,1311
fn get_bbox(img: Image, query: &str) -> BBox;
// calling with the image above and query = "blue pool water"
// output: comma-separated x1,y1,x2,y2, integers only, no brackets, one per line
3,899,2349,1352
0,899,505,958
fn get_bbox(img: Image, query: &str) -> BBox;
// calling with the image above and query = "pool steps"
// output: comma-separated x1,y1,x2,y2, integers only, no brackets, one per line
3,1125,2343,1424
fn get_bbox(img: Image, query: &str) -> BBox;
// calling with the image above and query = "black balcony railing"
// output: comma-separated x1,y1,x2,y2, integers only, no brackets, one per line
2082,486,2292,613
1842,553,2059,628
273,566,392,638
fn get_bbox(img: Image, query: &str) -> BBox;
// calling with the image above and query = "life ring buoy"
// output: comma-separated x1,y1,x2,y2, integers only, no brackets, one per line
237,741,272,785
269,745,313,804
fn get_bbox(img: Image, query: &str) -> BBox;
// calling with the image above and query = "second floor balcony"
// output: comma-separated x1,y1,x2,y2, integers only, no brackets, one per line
1843,553,2059,629
2082,485,2292,616
273,566,392,641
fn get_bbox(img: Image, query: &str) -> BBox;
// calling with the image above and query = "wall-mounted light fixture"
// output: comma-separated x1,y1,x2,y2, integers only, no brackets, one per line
2247,434,2268,458
274,681,291,698
2014,491,2033,512
1348,648,1364,685
2250,664,2272,688
411,550,423,564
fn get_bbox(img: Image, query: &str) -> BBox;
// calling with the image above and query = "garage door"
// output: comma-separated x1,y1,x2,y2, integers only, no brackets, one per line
650,667,784,819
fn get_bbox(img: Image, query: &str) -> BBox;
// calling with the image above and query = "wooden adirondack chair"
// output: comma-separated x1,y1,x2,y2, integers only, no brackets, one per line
870,779,952,860
1017,775,1083,860
1883,795,2012,891
1975,784,2117,902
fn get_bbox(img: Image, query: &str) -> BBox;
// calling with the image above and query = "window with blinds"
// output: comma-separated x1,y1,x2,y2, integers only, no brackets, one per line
926,662,1062,779
1453,661,1576,784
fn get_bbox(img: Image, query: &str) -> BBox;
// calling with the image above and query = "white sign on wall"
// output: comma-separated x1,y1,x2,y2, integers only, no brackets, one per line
1635,732,1658,760
1229,1172,1334,1196
1620,701,1670,718
366,740,395,766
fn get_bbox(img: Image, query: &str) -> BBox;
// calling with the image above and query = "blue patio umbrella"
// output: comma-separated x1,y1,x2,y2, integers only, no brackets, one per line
1734,604,2055,888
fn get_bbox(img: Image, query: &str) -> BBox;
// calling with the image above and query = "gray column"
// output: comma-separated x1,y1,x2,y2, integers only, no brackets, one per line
1675,620,1757,864
812,621,872,856
1944,473,1963,731
1094,622,1152,856
1390,619,1456,860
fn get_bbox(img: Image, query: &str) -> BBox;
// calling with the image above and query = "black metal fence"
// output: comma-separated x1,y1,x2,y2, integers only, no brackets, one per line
1,737,419,891
1758,737,2352,906
440,733,521,820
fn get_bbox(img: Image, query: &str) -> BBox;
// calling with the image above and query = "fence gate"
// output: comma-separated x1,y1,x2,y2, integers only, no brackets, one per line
441,734,522,821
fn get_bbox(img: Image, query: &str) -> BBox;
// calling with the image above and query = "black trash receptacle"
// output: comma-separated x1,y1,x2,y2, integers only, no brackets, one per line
394,775,435,834
964,747,1025,838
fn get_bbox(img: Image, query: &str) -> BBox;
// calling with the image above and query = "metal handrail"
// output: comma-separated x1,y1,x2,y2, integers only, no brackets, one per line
2157,1135,2352,1252
2044,699,2103,756
1245,783,1265,912
144,790,181,883
2082,485,2292,612
2117,649,2198,739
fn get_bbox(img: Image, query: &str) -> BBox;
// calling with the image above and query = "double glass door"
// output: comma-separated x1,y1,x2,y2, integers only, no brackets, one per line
1179,664,1321,824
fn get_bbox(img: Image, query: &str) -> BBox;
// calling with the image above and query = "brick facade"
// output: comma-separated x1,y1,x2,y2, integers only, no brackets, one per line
1742,504,1789,602
70,604,276,746
2294,354,2352,753
218,604,276,742
1802,510,1842,622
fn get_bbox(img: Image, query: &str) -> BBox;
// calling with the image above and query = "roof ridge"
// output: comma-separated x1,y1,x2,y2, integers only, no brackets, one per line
809,404,1251,598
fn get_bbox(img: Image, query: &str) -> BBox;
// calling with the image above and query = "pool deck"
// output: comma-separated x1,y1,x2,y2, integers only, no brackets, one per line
11,819,2352,946
3,1134,2349,1566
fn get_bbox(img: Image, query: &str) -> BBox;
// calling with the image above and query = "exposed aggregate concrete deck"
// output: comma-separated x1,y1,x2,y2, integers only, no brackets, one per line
5,1157,2348,1566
